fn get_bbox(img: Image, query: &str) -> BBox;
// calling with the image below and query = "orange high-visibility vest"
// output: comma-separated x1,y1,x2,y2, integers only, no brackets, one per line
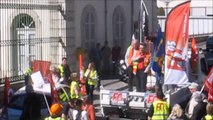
127,46,134,66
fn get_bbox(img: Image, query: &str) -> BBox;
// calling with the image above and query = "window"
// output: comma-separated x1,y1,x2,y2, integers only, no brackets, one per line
113,6,126,47
81,5,97,49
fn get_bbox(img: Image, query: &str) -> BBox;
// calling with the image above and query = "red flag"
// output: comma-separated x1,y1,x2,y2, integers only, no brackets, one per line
164,1,191,84
79,54,86,95
49,74,59,103
32,60,51,77
3,77,10,107
204,67,213,102
190,37,199,71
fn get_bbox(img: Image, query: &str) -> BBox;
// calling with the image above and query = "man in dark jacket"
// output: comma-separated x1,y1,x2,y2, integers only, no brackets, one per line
20,85,40,120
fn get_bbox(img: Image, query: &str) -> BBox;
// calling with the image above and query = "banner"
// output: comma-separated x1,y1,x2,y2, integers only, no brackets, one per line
190,37,199,72
152,27,165,80
204,67,213,102
32,60,51,77
164,1,191,84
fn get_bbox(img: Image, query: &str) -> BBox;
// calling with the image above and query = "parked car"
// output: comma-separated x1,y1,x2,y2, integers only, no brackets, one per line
7,83,70,120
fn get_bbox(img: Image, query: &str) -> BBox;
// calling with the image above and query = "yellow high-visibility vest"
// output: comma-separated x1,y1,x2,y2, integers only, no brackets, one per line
84,69,98,86
205,114,213,120
152,100,169,120
70,81,80,99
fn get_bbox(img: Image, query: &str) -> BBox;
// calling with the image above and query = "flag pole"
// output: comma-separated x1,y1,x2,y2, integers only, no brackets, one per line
140,0,142,43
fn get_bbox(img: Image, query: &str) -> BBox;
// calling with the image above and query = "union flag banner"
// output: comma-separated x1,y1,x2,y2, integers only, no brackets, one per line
32,60,51,77
164,1,191,84
204,67,213,102
190,37,199,72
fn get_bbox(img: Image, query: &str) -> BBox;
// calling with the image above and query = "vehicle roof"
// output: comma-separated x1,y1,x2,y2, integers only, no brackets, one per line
14,83,69,95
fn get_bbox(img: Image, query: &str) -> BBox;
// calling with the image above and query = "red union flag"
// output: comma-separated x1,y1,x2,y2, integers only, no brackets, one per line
204,67,213,102
164,1,191,84
190,37,199,71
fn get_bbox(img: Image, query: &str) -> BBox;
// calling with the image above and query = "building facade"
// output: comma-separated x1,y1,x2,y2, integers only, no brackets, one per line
0,0,158,78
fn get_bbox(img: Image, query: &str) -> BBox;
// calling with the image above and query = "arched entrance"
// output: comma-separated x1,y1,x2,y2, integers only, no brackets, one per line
12,14,36,74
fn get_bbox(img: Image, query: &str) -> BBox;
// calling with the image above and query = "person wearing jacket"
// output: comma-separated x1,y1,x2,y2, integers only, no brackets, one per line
58,57,71,85
148,91,170,120
84,62,98,100
203,102,213,120
45,103,65,120
70,73,81,99
124,37,139,91
82,95,96,120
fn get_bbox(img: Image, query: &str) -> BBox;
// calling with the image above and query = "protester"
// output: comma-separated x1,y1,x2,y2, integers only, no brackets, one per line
70,73,81,99
191,92,207,120
168,104,187,120
45,103,64,120
138,42,150,92
203,102,213,120
20,85,40,120
61,99,77,119
50,66,60,84
93,43,101,75
101,41,111,78
84,62,98,100
58,57,71,85
82,95,96,120
124,37,139,91
148,91,170,120
72,99,88,120
111,41,121,76
186,82,199,118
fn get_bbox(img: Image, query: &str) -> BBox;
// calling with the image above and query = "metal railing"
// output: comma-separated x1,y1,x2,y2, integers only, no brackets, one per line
158,16,213,38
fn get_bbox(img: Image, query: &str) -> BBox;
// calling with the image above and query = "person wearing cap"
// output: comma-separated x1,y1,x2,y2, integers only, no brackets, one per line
186,82,200,118
148,91,170,120
45,103,65,120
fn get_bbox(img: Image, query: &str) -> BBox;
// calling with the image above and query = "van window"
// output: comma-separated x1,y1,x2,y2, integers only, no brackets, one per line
9,94,26,109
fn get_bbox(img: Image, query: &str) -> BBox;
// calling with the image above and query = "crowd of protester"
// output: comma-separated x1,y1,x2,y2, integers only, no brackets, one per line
6,37,213,120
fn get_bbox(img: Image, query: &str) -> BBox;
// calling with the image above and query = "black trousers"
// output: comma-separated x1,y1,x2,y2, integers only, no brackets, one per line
127,66,147,92
87,84,95,100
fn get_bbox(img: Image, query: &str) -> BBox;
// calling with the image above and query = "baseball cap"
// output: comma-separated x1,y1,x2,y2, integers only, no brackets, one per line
188,82,198,89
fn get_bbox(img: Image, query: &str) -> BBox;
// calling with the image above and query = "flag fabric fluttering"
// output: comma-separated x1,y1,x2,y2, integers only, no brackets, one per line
164,1,191,84
49,75,59,103
190,37,199,72
79,54,86,96
204,67,213,102
152,27,165,80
